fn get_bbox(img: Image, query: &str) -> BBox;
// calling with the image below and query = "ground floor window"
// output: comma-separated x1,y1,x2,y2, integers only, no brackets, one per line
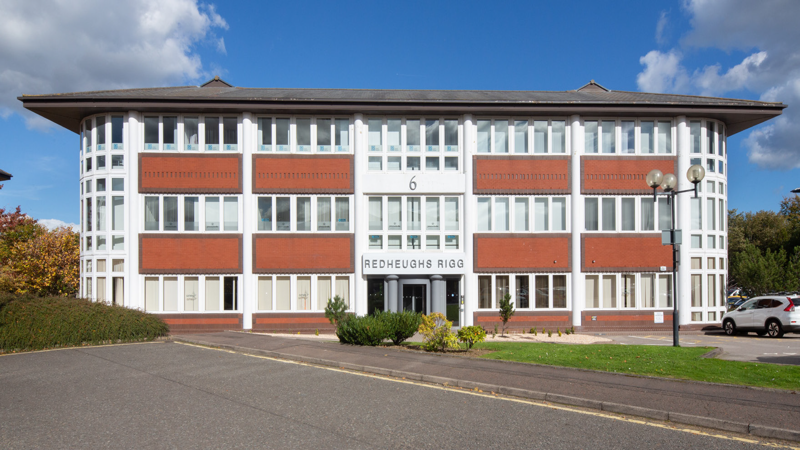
478,273,569,310
256,274,350,312
142,274,240,312
585,273,672,310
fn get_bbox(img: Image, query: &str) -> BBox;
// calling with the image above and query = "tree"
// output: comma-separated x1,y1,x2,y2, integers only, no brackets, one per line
498,293,515,336
0,207,80,297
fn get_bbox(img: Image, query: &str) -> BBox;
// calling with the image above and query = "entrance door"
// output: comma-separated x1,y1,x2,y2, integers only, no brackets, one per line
402,284,427,314
446,279,460,326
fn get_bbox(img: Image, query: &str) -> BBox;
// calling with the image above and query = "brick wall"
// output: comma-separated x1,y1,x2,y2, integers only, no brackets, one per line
582,156,676,194
582,234,672,272
474,156,570,194
474,235,570,272
580,310,673,331
139,154,241,193
252,313,335,332
253,234,354,273
160,313,243,333
253,155,353,193
474,311,571,331
140,234,243,274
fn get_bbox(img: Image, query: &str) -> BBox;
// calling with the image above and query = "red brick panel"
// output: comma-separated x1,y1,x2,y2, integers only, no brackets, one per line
474,311,571,332
582,234,672,272
474,235,570,272
139,154,241,193
252,313,335,332
580,311,673,331
140,234,242,274
253,155,353,193
474,156,570,194
159,313,243,333
253,234,354,273
581,156,676,194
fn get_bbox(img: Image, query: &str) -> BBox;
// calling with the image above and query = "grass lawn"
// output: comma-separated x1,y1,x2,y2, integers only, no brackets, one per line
470,342,800,391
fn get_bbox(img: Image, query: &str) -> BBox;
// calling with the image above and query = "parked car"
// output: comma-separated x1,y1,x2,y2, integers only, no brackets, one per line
721,295,800,338
726,288,748,309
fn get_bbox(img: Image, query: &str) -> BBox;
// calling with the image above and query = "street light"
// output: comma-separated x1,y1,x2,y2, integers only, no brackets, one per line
645,164,705,347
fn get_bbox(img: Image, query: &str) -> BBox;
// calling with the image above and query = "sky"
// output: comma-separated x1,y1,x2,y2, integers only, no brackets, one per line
1,0,798,229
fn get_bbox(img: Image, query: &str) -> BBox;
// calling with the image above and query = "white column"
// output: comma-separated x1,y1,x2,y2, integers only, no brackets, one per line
127,111,140,310
242,112,254,329
570,115,584,328
353,114,365,316
463,114,476,326
676,116,692,327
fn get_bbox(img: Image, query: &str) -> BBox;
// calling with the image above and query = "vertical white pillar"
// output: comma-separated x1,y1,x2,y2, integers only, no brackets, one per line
463,114,476,326
128,111,140,310
570,115,584,328
353,114,365,316
676,116,692,327
242,112,254,329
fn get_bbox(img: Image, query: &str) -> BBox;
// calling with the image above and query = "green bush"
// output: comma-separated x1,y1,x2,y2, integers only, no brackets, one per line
324,295,349,328
335,314,390,346
0,293,169,352
418,313,458,352
457,325,487,350
378,310,421,345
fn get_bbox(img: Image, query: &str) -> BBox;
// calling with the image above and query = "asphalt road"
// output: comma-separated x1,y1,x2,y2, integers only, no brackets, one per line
605,332,800,365
0,342,788,449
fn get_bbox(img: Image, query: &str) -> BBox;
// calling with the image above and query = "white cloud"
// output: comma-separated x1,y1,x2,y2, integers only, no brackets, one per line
636,0,800,170
655,11,669,46
38,218,79,232
0,0,228,130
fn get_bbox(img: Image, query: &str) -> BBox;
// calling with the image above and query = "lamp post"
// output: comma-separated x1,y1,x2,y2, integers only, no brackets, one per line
645,165,705,347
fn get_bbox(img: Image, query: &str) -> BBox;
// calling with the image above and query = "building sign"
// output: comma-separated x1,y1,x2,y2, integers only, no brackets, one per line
362,253,466,275
654,312,664,324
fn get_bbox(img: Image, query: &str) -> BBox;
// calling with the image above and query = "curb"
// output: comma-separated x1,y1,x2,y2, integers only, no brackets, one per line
173,338,799,443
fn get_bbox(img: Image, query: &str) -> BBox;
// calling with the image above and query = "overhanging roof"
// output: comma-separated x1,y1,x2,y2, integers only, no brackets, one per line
19,79,785,136
0,169,11,182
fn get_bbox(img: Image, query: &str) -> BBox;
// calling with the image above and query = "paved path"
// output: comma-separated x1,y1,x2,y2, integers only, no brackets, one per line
175,331,800,441
0,342,777,449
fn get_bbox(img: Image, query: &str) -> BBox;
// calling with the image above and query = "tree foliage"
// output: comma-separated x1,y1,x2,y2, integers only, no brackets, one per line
498,293,515,336
0,207,79,297
728,195,800,296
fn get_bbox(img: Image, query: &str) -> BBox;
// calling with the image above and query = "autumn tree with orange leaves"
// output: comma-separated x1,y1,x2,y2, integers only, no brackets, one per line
0,206,80,296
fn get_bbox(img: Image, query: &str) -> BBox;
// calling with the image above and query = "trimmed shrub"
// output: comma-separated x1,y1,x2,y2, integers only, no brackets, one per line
457,325,487,350
336,314,390,346
378,310,421,345
0,293,169,352
418,313,458,352
324,295,349,328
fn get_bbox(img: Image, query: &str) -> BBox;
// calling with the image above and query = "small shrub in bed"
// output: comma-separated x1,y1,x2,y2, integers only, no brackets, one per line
457,325,487,350
335,314,390,346
378,310,421,345
0,293,169,352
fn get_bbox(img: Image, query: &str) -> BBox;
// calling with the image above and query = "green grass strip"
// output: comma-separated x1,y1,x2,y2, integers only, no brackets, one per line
473,342,800,391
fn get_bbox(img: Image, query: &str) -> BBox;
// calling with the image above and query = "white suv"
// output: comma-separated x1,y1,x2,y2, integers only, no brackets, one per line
721,295,800,338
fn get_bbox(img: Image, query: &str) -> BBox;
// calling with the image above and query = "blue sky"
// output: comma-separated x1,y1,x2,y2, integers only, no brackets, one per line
1,0,798,228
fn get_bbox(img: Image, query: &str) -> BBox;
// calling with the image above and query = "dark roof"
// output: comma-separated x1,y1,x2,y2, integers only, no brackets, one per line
0,169,12,182
20,78,785,136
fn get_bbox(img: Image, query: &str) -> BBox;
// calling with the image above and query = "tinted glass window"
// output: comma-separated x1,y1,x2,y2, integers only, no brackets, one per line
756,299,772,309
792,298,800,306
771,300,784,308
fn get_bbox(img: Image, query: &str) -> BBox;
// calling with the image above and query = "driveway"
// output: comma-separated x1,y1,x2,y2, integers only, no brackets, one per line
604,332,800,365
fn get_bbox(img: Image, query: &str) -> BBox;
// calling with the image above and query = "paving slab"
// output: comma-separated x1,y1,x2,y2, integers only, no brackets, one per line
174,332,800,437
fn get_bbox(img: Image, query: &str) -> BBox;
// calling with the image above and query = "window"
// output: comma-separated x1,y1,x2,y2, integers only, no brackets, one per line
477,120,490,153
335,119,350,152
690,121,701,153
317,198,331,231
514,198,529,232
534,198,548,231
621,121,634,153
516,275,529,308
296,118,310,152
96,155,105,170
552,121,566,154
205,117,219,150
406,119,420,152
163,116,177,150
602,198,616,231
164,197,178,231
552,198,566,231
296,197,311,231
478,198,491,231
367,196,460,251
585,198,598,231
258,118,272,151
184,197,199,231
111,155,124,169
495,197,509,231
368,119,382,151
222,117,237,151
691,198,702,230
494,120,508,153
425,119,439,152
479,276,492,308
658,198,670,231
641,121,654,154
535,275,549,308
621,198,635,231
144,197,159,231
691,274,702,307
707,122,716,154
657,122,672,153
585,121,598,154
426,198,440,230
515,120,529,154
707,198,716,230
111,116,123,149
144,116,158,149
533,121,547,154
444,120,458,151
112,196,124,231
585,275,617,308
184,277,199,311
276,197,290,230
601,121,616,153
258,197,272,231
276,118,290,151
336,197,350,231
495,276,509,308
622,274,636,308
184,117,199,150
205,197,220,231
96,116,106,150
223,197,238,231
369,197,382,230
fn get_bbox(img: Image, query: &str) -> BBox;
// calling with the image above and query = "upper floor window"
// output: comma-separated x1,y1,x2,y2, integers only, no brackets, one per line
585,196,670,232
258,117,350,153
366,195,460,251
367,117,459,173
256,195,351,233
142,195,241,233
477,196,567,233
478,118,566,154
586,119,673,155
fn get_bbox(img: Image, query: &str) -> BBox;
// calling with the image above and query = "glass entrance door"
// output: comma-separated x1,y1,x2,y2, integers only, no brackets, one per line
402,284,427,314
446,278,460,326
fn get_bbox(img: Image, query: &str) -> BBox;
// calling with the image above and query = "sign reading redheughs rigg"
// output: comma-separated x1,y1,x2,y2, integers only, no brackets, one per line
362,254,466,274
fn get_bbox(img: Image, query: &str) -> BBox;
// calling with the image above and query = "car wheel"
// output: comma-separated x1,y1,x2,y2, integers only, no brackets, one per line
723,320,737,336
766,320,784,338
